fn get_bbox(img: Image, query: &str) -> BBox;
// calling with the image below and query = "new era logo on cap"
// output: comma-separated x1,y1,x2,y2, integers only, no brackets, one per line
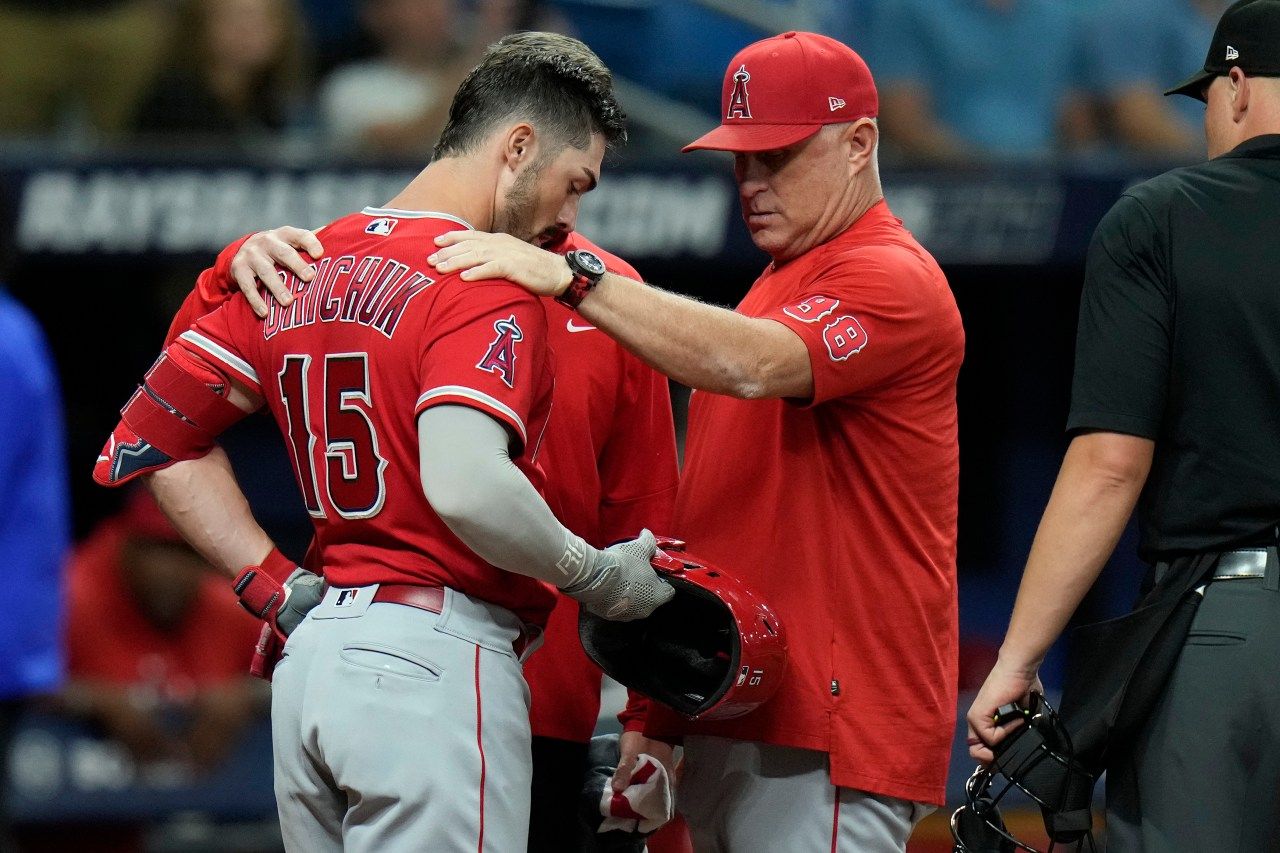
1226,45,1240,60
829,96,847,111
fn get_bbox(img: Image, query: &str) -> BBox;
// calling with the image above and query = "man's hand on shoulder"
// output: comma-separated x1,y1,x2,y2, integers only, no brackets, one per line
429,230,573,297
230,227,324,318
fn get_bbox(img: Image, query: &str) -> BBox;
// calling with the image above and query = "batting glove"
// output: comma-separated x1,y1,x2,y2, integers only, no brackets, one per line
561,529,675,621
233,548,324,638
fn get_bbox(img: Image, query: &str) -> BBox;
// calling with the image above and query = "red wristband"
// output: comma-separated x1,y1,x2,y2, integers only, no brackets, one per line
256,547,297,583
233,547,296,620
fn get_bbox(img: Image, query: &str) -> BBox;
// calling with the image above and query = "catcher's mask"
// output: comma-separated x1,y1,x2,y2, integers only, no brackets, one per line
578,537,787,720
951,693,1097,853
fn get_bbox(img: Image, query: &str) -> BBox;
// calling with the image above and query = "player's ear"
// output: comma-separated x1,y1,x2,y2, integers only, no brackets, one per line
502,123,537,170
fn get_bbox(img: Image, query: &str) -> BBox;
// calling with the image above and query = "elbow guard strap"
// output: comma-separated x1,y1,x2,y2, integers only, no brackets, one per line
93,348,247,486
129,348,246,441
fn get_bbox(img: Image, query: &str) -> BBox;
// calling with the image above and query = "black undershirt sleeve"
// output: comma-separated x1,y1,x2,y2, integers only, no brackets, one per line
1066,193,1172,439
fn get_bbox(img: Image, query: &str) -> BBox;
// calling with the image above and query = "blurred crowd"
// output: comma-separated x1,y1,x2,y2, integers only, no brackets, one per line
4,485,269,852
0,0,560,158
0,0,1230,165
861,0,1224,165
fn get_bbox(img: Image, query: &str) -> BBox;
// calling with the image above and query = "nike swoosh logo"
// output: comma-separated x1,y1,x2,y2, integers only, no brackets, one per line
566,320,596,333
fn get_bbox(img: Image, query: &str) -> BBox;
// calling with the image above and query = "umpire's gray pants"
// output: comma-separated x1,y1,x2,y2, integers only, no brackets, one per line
271,585,533,853
677,736,933,852
1105,572,1280,852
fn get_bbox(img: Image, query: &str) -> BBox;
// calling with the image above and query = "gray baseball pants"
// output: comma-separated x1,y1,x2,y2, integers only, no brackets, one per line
677,736,933,852
270,584,534,853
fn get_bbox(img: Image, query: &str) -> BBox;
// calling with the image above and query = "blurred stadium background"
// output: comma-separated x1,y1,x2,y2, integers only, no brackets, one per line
0,0,1225,849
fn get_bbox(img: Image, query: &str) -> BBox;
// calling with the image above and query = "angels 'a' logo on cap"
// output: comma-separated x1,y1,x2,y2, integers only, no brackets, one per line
727,64,752,119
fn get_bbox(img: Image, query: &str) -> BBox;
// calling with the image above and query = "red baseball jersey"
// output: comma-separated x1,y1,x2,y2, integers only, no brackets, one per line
645,201,963,806
172,209,557,625
522,234,679,743
175,229,678,741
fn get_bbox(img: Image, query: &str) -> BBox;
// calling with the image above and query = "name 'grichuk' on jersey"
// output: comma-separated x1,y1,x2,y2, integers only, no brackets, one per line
263,255,435,341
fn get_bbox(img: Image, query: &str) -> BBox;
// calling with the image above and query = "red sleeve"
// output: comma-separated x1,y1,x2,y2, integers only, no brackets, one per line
172,297,264,397
163,233,253,346
597,353,679,543
618,690,651,734
763,247,939,406
415,281,549,456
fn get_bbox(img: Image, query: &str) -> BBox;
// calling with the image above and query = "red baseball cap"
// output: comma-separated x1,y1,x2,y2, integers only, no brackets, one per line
683,31,879,153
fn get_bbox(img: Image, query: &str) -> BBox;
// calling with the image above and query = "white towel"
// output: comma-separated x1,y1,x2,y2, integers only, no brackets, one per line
597,753,675,835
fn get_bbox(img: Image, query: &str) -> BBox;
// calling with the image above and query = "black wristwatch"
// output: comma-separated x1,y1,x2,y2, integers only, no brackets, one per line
557,249,607,309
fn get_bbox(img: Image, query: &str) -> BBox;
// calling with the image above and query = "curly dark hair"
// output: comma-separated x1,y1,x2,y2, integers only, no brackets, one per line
432,31,627,160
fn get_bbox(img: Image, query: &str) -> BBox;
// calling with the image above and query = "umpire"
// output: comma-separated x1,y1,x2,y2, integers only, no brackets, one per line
968,0,1280,850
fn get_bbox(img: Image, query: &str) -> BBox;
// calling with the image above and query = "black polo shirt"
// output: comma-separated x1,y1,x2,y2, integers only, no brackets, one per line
1068,134,1280,561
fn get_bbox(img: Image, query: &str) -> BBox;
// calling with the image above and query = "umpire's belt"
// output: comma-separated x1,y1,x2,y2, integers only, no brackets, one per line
372,583,539,659
1212,548,1269,580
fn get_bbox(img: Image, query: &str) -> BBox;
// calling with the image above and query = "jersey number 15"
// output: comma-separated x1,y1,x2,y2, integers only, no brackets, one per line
278,353,388,520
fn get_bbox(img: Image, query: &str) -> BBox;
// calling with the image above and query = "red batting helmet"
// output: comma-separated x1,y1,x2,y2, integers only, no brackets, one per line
578,537,787,721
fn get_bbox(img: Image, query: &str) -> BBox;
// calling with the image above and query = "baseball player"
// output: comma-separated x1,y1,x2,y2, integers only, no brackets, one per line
180,224,684,852
426,31,964,852
93,32,675,852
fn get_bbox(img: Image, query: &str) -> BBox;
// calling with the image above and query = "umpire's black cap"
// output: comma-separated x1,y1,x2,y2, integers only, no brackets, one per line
1167,0,1280,101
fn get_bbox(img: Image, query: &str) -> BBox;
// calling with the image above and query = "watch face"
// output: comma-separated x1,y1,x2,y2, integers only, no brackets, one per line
575,250,606,276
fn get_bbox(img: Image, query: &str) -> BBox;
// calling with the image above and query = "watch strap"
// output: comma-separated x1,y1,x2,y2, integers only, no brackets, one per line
556,251,603,309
